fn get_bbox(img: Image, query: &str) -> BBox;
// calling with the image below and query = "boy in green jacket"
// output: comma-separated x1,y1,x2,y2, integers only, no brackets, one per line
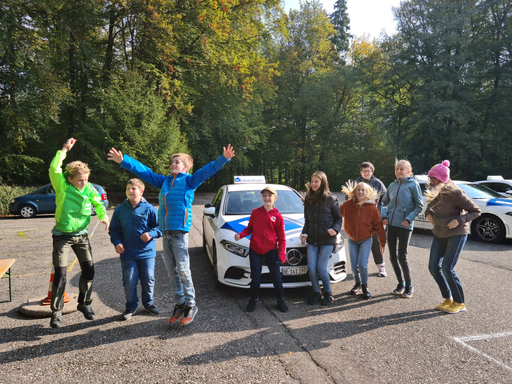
49,138,109,328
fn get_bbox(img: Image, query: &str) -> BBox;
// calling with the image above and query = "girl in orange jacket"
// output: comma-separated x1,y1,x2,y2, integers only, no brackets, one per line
340,182,386,299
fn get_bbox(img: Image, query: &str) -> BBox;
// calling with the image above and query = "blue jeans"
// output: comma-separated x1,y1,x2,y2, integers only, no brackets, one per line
249,249,284,302
120,257,155,312
307,244,334,293
428,234,467,304
347,237,372,285
162,232,195,307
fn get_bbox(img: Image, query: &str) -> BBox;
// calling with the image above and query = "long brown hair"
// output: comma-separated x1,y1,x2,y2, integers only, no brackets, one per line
304,171,331,205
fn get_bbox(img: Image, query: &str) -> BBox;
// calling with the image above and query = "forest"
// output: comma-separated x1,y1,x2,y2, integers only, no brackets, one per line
1,0,511,193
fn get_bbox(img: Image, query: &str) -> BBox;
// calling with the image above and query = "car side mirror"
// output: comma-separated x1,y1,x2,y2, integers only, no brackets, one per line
204,203,213,208
506,190,512,196
204,206,215,218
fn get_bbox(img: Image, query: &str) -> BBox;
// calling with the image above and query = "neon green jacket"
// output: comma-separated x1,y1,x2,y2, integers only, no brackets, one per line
49,150,107,233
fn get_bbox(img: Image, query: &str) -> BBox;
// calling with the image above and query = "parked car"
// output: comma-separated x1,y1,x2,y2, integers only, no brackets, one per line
202,180,347,288
473,176,512,199
414,175,512,243
9,183,109,218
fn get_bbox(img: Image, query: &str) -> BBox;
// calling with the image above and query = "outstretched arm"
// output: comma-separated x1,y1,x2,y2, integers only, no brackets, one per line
62,138,77,154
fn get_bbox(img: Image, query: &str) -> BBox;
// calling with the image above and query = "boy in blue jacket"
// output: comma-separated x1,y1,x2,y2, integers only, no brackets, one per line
109,178,162,320
108,145,235,325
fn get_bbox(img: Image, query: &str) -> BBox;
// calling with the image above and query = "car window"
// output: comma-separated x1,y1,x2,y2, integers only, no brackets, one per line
458,183,502,199
492,182,512,193
212,188,224,216
225,189,304,215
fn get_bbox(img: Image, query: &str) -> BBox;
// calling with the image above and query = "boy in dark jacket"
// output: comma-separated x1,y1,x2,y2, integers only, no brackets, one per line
109,178,162,321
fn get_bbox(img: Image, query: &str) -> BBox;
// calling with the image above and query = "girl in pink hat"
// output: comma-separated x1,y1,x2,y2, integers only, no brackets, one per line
425,160,481,314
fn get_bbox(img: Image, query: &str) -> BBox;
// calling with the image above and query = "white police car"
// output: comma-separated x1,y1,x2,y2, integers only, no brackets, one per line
473,176,512,199
414,175,512,243
202,176,347,288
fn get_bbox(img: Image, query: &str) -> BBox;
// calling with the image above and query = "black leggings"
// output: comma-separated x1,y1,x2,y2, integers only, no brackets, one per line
387,225,413,286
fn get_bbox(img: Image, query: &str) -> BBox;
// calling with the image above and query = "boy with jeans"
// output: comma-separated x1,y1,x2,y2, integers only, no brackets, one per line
49,138,109,328
108,144,235,325
109,178,162,321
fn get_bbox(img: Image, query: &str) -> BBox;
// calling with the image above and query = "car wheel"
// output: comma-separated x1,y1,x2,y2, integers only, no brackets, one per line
19,205,36,218
471,214,506,244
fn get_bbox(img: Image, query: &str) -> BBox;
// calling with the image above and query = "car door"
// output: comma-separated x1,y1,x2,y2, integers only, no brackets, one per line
204,188,224,255
36,185,56,213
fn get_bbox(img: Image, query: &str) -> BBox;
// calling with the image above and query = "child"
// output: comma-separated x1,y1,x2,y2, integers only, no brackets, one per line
49,138,109,328
355,162,388,277
234,186,288,313
301,171,342,306
340,182,386,300
381,160,424,298
425,160,480,313
109,178,162,321
108,144,235,325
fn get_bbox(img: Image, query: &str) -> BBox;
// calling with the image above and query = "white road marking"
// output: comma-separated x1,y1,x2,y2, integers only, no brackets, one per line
453,332,512,373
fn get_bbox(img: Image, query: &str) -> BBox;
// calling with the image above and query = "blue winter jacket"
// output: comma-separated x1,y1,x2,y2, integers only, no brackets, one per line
381,175,424,230
109,198,162,260
120,154,230,232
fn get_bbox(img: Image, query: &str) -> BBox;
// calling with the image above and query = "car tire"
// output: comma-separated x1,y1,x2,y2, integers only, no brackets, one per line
19,205,37,218
471,214,506,244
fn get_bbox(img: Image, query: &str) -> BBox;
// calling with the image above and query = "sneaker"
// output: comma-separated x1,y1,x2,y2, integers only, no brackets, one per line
246,299,257,312
443,302,466,314
350,283,362,295
277,300,289,313
392,283,405,295
121,310,134,321
144,305,160,315
435,298,453,311
378,265,387,277
361,285,371,300
50,311,62,328
307,291,322,305
402,285,414,298
321,292,334,306
169,303,186,324
180,306,198,325
77,304,96,320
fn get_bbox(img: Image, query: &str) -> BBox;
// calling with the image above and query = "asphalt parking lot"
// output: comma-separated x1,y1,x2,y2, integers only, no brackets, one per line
1,194,512,383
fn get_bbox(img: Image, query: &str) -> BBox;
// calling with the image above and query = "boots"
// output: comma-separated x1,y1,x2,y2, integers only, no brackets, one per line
307,290,323,305
361,284,371,300
321,290,334,306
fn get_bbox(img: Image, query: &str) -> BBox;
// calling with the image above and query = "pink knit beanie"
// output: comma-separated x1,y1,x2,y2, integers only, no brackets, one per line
428,160,451,183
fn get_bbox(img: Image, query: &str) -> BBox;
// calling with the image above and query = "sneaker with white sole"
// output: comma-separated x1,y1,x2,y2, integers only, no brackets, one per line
169,303,186,324
402,285,414,298
180,306,198,325
121,310,134,321
50,311,62,328
443,302,466,314
144,305,160,315
435,298,453,311
378,265,387,277
392,282,405,295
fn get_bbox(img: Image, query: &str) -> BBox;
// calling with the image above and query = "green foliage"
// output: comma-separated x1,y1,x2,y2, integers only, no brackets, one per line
0,185,36,216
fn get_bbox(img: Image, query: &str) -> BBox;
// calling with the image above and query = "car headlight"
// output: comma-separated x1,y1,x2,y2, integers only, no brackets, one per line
220,240,249,258
333,234,344,253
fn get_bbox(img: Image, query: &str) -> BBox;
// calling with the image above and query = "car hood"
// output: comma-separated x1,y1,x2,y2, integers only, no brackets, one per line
221,213,304,239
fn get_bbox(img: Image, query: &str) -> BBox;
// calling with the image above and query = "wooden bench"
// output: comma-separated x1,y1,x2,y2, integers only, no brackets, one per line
0,259,15,303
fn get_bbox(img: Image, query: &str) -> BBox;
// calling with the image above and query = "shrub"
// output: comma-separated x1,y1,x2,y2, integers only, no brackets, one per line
0,185,38,215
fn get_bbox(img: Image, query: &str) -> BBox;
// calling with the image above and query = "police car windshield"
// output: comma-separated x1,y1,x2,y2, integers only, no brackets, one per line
225,190,304,215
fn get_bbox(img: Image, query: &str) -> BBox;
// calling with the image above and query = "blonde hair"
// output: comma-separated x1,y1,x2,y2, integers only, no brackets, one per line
172,153,193,169
304,171,331,205
127,178,145,191
424,180,457,203
66,161,90,179
342,180,378,205
395,159,412,173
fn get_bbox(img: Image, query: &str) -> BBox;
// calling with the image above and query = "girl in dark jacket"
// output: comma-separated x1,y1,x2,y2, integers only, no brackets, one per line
301,172,342,305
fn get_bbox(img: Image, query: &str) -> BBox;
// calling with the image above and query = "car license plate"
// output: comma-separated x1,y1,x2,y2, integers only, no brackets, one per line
281,266,308,276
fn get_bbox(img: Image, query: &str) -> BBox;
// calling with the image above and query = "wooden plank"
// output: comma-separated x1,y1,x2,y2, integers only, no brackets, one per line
0,259,15,278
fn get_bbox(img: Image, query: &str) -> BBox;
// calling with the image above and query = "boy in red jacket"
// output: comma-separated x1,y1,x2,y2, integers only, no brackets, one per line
235,186,288,313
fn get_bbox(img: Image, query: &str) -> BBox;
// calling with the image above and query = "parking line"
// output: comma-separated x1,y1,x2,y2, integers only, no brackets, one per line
453,332,512,373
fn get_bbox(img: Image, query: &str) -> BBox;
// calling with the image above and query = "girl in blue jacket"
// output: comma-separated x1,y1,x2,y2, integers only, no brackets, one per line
381,160,424,298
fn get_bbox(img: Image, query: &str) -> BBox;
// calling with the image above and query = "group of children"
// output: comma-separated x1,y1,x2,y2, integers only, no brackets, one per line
48,137,473,328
